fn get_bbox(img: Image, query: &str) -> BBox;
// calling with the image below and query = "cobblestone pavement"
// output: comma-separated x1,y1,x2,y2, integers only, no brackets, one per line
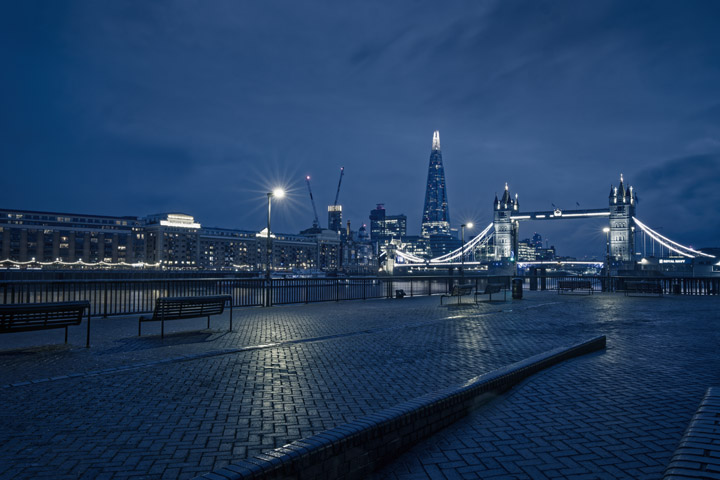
375,293,720,480
0,292,717,479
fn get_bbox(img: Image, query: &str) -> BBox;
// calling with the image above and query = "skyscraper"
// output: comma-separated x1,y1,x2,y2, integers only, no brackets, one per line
421,131,451,238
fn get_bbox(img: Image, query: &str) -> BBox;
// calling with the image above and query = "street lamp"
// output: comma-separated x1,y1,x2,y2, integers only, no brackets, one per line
461,223,473,280
603,227,610,288
265,188,285,306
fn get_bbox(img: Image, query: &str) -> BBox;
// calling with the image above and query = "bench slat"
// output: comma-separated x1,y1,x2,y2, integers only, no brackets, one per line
558,280,593,295
0,301,90,346
139,295,232,338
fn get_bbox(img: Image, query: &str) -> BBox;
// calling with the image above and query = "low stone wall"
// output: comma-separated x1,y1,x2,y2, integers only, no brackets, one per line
664,387,720,479
197,335,606,480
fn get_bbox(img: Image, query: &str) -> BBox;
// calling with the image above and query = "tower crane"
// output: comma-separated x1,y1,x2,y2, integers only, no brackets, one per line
333,167,344,206
326,167,345,234
305,176,321,229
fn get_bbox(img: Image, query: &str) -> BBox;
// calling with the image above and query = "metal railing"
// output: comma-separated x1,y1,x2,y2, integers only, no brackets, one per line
1,274,717,318
523,274,720,295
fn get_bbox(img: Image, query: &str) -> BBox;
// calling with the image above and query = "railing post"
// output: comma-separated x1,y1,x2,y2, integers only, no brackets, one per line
336,279,339,302
103,282,108,318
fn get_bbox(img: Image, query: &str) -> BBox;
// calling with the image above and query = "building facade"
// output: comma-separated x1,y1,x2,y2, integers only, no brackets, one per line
0,209,144,264
327,205,342,234
0,208,342,273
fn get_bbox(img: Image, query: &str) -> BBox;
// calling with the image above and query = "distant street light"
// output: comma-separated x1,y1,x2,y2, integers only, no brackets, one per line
461,223,473,280
265,188,285,306
603,227,610,283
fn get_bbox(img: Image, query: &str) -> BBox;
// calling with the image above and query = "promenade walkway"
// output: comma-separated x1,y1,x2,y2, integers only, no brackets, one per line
0,291,718,479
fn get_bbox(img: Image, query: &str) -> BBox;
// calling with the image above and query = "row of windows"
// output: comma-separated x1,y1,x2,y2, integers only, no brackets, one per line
4,214,133,226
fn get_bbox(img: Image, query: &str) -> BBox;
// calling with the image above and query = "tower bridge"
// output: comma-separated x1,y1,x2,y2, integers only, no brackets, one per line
390,174,715,273
494,174,636,263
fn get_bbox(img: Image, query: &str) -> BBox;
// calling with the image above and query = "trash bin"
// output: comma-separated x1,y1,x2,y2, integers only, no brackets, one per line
511,278,523,299
395,289,406,299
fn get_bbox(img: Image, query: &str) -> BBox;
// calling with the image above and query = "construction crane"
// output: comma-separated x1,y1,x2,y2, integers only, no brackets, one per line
305,176,321,228
333,167,344,206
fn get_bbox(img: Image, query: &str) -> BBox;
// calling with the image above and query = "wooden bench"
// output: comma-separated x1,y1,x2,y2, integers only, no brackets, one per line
440,284,475,305
139,295,233,338
557,280,593,295
625,281,663,297
475,283,507,302
0,301,91,348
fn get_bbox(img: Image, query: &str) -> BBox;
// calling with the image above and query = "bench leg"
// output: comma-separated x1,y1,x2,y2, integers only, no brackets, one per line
161,316,164,339
229,305,233,332
138,320,142,336
65,326,68,344
86,310,91,348
207,315,210,330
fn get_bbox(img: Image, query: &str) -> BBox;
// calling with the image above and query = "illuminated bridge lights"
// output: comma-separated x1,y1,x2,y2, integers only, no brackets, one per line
633,217,715,259
391,223,494,266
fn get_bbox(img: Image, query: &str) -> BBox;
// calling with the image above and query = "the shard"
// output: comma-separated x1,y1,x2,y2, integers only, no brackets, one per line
421,131,451,238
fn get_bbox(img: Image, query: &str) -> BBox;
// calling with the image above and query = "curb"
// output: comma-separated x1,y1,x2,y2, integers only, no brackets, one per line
664,387,720,479
196,335,607,480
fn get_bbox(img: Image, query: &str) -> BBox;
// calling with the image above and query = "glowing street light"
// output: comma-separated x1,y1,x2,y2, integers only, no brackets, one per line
603,227,611,286
265,188,285,306
461,223,473,279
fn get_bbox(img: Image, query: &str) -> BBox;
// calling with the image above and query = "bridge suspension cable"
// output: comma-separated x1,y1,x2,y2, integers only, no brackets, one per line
394,249,427,263
392,223,494,264
633,217,715,259
430,223,494,263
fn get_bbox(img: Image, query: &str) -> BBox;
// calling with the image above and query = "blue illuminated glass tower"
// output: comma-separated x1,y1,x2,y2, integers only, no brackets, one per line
421,131,451,238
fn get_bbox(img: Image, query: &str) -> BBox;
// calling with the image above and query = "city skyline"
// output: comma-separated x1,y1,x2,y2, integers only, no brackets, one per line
2,1,720,258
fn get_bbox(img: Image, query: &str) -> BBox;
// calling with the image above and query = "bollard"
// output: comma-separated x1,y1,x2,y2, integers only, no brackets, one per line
512,277,523,299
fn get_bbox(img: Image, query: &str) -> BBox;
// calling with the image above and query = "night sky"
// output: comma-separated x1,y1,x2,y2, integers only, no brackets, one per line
2,1,719,258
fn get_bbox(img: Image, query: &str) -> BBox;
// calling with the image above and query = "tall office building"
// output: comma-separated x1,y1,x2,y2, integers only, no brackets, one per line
421,131,451,238
327,205,342,234
369,204,386,243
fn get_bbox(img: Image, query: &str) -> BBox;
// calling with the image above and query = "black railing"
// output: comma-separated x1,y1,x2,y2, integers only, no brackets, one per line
1,274,717,318
524,274,720,295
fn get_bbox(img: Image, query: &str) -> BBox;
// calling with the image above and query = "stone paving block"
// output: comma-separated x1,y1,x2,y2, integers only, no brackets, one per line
2,293,720,479
374,294,720,480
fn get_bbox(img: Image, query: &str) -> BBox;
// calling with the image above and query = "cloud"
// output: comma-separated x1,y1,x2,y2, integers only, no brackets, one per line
634,154,720,248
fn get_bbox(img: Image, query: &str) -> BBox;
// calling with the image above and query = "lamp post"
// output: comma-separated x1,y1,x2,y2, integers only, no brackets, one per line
603,227,610,291
461,223,473,280
265,188,285,306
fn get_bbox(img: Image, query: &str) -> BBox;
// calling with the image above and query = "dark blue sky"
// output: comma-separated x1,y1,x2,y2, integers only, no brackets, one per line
2,1,719,257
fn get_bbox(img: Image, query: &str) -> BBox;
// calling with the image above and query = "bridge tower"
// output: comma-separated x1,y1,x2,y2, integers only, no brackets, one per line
608,174,636,262
493,183,519,261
